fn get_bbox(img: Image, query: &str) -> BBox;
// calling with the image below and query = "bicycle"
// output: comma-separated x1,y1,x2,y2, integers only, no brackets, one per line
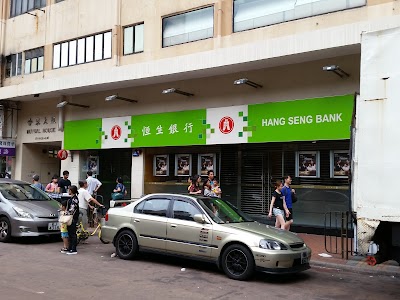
76,205,109,244
88,195,104,227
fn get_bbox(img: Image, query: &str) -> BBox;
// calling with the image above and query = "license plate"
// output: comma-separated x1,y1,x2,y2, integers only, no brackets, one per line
48,222,60,231
301,252,309,264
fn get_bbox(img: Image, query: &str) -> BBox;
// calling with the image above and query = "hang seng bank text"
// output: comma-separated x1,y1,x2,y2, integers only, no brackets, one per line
262,113,343,127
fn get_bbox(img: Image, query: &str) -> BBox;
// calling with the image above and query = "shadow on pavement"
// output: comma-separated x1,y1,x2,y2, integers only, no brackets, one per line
6,235,61,245
135,252,311,283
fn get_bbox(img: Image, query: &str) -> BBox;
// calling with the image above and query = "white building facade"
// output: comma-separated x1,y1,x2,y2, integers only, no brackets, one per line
1,0,399,231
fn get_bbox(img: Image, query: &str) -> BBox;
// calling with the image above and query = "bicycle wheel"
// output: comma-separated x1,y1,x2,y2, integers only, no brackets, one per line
76,223,90,244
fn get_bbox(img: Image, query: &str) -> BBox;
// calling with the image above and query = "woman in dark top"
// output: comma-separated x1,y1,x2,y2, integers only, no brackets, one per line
268,180,290,230
189,175,202,195
65,185,79,255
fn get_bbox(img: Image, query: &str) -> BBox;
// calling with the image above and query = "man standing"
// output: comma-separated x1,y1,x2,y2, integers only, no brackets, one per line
77,180,104,230
86,171,102,197
58,170,71,194
31,174,45,191
282,175,296,231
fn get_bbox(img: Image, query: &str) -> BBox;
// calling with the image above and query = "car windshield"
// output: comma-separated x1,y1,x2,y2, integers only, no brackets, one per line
197,197,254,224
0,183,52,201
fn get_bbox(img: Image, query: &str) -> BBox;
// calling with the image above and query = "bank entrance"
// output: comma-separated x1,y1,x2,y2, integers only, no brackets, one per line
81,148,132,205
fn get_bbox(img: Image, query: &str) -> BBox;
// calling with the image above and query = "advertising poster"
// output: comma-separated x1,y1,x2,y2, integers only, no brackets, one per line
175,154,191,176
153,155,169,176
198,154,216,176
331,151,350,178
296,151,320,178
87,156,99,176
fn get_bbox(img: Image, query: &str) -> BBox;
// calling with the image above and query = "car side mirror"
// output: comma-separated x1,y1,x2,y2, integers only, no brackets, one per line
110,200,115,208
194,214,208,224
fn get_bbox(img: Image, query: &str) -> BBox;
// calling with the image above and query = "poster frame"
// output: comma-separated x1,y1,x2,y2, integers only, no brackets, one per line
153,154,169,177
330,150,350,178
295,151,320,178
174,154,192,177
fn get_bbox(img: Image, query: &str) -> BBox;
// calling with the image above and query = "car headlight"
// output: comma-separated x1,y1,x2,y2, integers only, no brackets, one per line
13,207,34,219
259,239,287,250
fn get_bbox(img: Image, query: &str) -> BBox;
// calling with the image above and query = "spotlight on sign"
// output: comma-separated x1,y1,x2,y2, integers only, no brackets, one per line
234,78,263,88
322,65,350,78
56,101,89,109
162,88,194,97
105,95,138,103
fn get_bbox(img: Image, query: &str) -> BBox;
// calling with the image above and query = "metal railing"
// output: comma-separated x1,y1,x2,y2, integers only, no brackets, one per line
324,211,356,259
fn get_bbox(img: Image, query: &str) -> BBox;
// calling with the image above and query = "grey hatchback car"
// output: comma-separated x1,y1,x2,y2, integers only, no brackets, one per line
0,179,61,242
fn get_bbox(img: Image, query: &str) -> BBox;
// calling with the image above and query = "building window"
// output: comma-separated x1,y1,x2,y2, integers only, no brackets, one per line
162,6,214,47
123,23,144,55
233,0,367,32
24,47,44,74
55,0,65,3
10,0,46,18
5,53,22,78
53,31,112,69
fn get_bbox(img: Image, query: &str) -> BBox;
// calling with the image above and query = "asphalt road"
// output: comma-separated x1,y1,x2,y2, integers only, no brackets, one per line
0,236,398,300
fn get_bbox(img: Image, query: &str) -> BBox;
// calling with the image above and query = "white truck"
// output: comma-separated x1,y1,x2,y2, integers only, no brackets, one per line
353,27,400,264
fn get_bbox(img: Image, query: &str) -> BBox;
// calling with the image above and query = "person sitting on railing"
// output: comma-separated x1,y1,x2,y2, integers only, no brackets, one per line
112,177,128,206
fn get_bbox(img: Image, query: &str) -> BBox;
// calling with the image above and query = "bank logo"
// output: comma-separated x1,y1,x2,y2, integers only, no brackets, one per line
206,105,248,145
111,125,122,140
219,117,234,134
101,116,132,149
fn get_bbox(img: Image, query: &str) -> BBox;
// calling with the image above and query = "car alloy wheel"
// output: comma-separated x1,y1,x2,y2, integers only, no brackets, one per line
222,244,255,280
115,230,138,259
0,217,11,242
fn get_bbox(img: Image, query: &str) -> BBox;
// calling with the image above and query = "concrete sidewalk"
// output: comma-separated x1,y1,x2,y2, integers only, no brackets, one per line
298,232,400,277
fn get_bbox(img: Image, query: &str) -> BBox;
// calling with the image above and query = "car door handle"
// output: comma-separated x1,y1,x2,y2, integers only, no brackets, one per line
170,224,177,228
134,219,140,223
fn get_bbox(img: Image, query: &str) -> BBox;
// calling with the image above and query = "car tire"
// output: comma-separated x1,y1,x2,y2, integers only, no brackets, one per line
0,217,11,243
115,230,138,260
221,244,255,280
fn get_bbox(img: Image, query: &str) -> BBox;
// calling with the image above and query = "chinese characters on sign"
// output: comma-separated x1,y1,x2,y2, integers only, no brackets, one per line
142,123,193,137
26,116,57,141
0,139,16,156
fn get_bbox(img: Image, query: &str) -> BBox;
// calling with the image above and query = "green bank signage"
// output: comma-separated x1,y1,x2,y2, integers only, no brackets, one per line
64,95,353,150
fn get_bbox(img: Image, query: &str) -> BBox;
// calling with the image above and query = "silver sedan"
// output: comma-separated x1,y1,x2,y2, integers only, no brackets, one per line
102,193,311,280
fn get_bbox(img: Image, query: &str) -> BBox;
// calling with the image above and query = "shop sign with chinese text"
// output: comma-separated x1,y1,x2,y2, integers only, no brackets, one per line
0,139,16,156
22,114,62,143
64,95,354,150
